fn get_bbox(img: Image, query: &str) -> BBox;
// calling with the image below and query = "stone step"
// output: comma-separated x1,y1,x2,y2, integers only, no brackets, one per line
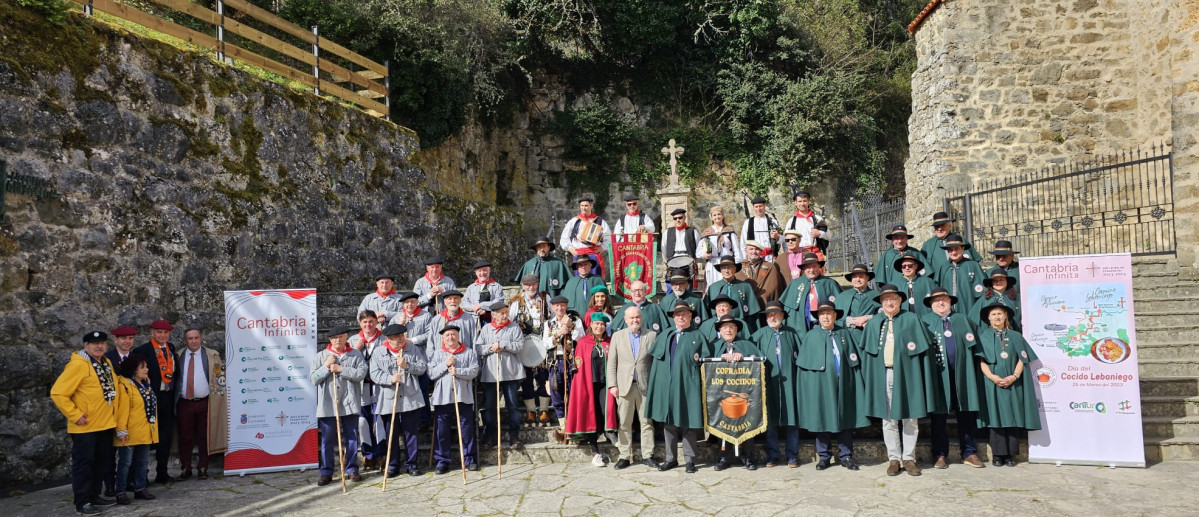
1132,258,1180,276
1142,416,1199,439
1144,437,1199,462
1133,310,1199,330
1136,341,1199,361
1133,285,1199,299
1136,325,1199,344
1132,271,1184,287
1140,395,1199,418
1133,296,1199,313
1138,359,1199,378
1139,376,1199,397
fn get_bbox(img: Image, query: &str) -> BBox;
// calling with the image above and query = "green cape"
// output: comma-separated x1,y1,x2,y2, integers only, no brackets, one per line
969,292,1022,332
835,287,880,344
514,256,572,297
702,278,763,324
975,328,1041,430
920,312,984,413
562,275,605,315
936,259,987,313
920,236,979,281
658,291,704,327
699,316,750,343
644,325,707,428
894,275,938,317
611,301,670,334
779,275,842,332
860,311,942,419
874,247,927,287
752,325,802,428
796,326,870,432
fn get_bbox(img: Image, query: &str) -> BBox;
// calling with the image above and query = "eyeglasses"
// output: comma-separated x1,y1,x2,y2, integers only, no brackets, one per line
673,216,685,221
901,263,917,268
784,238,797,242
626,202,637,206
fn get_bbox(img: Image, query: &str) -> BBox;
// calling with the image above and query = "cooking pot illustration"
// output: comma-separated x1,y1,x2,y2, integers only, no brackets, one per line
720,390,750,419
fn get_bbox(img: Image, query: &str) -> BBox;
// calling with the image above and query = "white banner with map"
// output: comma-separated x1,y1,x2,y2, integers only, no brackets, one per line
1021,254,1145,467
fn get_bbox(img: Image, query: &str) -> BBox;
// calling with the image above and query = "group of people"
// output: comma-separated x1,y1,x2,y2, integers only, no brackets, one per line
50,190,1039,513
51,322,224,514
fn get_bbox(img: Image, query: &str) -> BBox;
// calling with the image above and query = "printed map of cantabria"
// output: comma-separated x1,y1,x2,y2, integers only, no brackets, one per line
1026,282,1131,357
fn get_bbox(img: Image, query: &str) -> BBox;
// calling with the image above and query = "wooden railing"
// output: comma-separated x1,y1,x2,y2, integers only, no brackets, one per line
70,0,390,118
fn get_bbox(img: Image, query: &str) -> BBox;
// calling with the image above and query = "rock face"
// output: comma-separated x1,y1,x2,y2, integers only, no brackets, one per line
0,7,524,487
904,0,1199,272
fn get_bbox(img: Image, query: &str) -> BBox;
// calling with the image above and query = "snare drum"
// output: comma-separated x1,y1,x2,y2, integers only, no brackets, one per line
518,335,549,368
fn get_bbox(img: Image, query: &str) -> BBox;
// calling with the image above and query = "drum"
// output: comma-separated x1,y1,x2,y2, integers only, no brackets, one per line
577,220,604,246
518,335,548,368
666,255,695,270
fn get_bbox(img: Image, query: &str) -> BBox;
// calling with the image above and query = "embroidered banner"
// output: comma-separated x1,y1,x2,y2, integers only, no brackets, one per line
609,233,657,299
700,358,767,446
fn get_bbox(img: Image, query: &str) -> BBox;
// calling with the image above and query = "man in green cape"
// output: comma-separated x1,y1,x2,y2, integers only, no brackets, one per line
968,269,1022,332
921,287,986,469
658,272,704,328
780,253,842,332
513,237,571,297
985,240,1020,283
894,252,937,317
707,315,764,471
562,255,605,314
874,225,927,287
920,211,979,280
702,256,762,328
698,295,750,343
936,234,986,313
860,284,939,477
836,264,880,345
797,301,868,471
753,301,802,467
644,300,706,473
611,280,669,334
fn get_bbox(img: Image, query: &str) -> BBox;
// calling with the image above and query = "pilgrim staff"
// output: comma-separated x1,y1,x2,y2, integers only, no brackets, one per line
332,370,347,493
450,374,467,484
381,366,401,492
495,359,503,478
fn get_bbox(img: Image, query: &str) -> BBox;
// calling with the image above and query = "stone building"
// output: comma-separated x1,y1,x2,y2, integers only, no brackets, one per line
905,0,1199,274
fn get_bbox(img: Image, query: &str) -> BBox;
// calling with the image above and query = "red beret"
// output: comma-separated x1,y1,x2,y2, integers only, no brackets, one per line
149,320,175,331
110,326,137,337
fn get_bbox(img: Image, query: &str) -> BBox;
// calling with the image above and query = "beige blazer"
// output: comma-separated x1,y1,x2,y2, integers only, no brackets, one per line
606,328,657,396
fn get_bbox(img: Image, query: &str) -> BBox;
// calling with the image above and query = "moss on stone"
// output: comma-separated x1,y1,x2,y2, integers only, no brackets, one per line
1,3,102,91
208,71,237,98
0,233,18,257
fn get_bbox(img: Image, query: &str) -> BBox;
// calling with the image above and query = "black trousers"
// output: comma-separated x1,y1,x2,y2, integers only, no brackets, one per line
990,427,1021,457
152,389,176,477
71,429,114,509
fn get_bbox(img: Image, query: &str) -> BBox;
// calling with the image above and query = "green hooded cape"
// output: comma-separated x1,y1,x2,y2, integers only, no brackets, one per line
975,328,1041,430
921,311,984,413
796,325,870,432
643,324,707,429
860,311,941,419
752,325,802,428
780,275,842,332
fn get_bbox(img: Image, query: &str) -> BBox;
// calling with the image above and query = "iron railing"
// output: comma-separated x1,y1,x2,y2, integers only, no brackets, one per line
944,145,1174,266
825,194,906,274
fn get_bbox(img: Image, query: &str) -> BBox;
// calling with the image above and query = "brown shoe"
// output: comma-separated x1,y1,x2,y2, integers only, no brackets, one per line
886,460,901,476
963,454,985,468
934,456,948,469
552,428,566,444
903,460,922,476
316,475,332,486
539,411,552,425
349,472,363,482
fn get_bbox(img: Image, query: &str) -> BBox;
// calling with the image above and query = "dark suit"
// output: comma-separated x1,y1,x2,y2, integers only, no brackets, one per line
104,350,133,370
134,340,178,479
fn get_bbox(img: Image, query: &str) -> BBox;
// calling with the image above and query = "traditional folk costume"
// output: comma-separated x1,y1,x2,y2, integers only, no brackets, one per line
565,314,619,463
893,252,938,317
779,253,841,332
463,261,504,323
859,286,940,475
921,288,986,467
783,205,829,260
707,316,764,471
976,304,1041,466
562,256,606,314
921,212,980,281
969,269,1022,332
611,299,669,335
309,329,368,480
511,283,553,424
836,264,881,345
559,197,612,276
797,304,869,469
413,257,457,312
369,324,428,476
701,255,762,325
428,327,480,471
658,284,704,328
476,302,527,447
740,196,782,261
544,298,585,426
51,331,119,513
348,327,387,469
612,194,656,240
359,274,403,323
661,209,702,267
698,225,743,283
739,245,788,305
132,320,177,483
427,291,480,354
986,239,1021,283
389,293,432,351
874,225,927,287
644,301,707,471
752,303,803,466
513,238,572,297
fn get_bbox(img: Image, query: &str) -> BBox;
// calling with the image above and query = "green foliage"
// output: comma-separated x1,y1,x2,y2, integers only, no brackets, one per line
553,103,634,173
16,0,72,25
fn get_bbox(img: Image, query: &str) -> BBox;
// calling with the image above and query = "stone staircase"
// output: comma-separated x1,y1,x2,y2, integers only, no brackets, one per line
1133,257,1199,461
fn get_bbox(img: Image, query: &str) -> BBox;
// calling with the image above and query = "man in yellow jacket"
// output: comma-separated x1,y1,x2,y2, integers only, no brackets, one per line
51,331,120,515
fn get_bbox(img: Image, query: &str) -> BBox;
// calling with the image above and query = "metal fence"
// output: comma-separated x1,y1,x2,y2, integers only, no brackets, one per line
944,145,1174,264
825,194,906,274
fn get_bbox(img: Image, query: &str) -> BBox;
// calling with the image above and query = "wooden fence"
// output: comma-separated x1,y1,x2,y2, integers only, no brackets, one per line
69,0,390,118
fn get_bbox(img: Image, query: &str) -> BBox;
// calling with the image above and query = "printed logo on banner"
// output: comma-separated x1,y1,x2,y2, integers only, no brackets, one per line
1117,400,1135,414
1069,401,1107,413
1035,366,1056,387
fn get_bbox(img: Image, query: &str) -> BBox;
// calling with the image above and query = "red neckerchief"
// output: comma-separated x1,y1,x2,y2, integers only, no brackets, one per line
490,319,509,330
441,342,467,355
406,307,423,318
474,277,494,285
674,224,690,231
424,272,443,285
626,210,641,216
358,330,379,345
326,343,348,356
578,212,597,221
383,340,404,354
439,309,464,322
151,339,174,385
795,210,815,223
376,288,396,298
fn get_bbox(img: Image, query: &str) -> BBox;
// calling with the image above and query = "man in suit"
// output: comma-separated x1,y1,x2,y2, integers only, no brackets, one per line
174,328,226,481
606,306,658,470
133,320,178,484
104,326,138,369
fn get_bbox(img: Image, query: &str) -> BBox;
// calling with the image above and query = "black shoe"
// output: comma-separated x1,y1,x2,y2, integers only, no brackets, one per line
1004,458,1016,467
76,504,102,515
841,458,860,471
92,496,116,507
993,458,1004,467
643,458,660,470
684,462,697,474
198,469,209,480
407,467,422,476
386,469,400,477
815,459,831,470
133,489,155,500
658,460,678,472
434,464,450,475
713,458,729,472
614,459,631,470
154,474,175,485
103,484,115,498
177,469,193,481
115,493,131,505
743,459,757,471
466,463,480,472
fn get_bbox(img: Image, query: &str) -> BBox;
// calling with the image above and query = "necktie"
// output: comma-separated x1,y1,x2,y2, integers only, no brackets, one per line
185,351,196,399
630,332,640,381
830,333,841,378
670,332,680,366
943,317,958,367
952,265,959,297
774,332,782,368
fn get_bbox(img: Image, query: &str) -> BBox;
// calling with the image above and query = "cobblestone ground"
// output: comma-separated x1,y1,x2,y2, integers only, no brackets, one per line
5,460,1198,516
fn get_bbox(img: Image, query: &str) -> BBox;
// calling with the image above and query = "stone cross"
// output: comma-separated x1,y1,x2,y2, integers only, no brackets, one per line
661,139,684,187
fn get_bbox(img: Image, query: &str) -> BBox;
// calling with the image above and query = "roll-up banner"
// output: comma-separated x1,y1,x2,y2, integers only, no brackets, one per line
224,289,320,475
1020,254,1145,467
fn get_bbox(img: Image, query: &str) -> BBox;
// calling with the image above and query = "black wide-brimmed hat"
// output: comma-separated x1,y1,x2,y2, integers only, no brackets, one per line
979,302,1015,322
873,284,902,304
983,269,1018,289
931,212,952,226
844,264,875,281
530,237,557,251
707,294,736,311
717,255,742,272
940,234,972,250
922,287,957,307
885,225,914,240
990,240,1019,256
668,300,695,315
714,314,743,332
892,252,925,273
815,301,843,319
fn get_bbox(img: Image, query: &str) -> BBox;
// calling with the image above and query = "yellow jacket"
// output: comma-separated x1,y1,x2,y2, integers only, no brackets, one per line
114,376,159,446
50,353,118,434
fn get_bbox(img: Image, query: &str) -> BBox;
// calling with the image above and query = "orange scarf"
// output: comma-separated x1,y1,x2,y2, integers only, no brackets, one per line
151,339,174,387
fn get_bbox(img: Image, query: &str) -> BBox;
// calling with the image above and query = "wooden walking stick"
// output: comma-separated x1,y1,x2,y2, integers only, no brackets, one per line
450,367,468,484
331,371,348,493
495,359,503,478
382,368,402,492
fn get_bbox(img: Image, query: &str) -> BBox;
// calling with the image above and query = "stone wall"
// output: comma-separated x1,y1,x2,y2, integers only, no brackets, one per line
905,0,1194,254
0,6,525,487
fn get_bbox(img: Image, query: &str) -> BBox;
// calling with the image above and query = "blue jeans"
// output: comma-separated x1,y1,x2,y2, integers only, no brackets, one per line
765,426,799,463
115,445,150,492
480,380,522,440
814,430,854,461
318,416,360,476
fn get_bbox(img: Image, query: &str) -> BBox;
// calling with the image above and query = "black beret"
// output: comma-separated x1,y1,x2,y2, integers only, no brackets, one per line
670,208,686,216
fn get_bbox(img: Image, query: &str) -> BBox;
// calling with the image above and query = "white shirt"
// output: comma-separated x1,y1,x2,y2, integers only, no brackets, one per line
182,349,211,399
740,216,780,262
612,212,656,239
784,212,830,248
559,216,613,252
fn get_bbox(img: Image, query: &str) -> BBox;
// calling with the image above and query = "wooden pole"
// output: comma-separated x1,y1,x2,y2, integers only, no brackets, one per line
495,361,503,478
450,372,467,484
381,373,401,491
331,371,347,493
